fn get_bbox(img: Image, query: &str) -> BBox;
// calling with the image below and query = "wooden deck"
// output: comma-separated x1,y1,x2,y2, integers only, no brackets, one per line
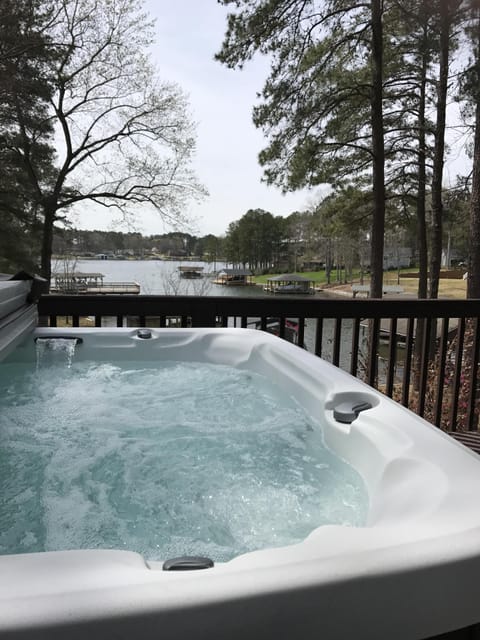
448,431,480,455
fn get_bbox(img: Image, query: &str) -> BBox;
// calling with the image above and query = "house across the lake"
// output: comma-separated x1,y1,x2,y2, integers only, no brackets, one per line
213,268,254,286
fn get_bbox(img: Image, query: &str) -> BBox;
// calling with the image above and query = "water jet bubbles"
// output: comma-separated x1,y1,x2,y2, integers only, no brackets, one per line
0,359,368,561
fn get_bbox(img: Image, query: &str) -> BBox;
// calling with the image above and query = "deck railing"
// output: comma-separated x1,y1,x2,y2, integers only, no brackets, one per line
37,294,480,433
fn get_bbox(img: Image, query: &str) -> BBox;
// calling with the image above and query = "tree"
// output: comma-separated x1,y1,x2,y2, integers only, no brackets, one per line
414,1,434,299
0,0,56,272
195,234,224,267
429,0,462,299
461,3,480,298
223,209,287,271
224,220,242,267
381,0,438,298
8,0,204,281
311,188,373,283
285,211,311,272
216,0,388,296
369,0,386,298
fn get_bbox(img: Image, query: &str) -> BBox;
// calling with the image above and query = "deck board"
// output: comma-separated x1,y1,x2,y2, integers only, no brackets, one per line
447,431,480,454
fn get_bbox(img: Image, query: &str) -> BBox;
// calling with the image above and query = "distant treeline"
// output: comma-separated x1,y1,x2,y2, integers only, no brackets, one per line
52,228,225,260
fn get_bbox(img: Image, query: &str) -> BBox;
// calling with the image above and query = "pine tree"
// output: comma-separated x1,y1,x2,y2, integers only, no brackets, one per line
216,0,387,296
0,0,56,273
429,0,462,299
382,1,438,298
461,2,480,298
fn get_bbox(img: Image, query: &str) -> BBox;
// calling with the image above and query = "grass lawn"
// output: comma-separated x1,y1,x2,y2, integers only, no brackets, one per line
355,270,467,299
383,273,467,298
253,270,359,285
254,269,468,298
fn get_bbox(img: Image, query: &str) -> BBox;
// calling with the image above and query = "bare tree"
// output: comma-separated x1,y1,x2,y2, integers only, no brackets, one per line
161,266,183,296
160,265,213,297
12,0,205,281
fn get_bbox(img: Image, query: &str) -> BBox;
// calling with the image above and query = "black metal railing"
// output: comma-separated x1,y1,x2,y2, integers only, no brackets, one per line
38,295,480,432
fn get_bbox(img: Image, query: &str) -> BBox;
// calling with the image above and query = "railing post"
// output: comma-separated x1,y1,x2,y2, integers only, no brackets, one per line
366,318,380,387
466,317,480,431
190,312,217,328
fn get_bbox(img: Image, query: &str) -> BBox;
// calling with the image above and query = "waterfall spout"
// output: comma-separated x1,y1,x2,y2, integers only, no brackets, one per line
35,337,81,369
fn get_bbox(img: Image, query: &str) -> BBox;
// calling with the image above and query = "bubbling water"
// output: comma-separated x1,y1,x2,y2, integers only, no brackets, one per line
0,355,368,562
35,338,78,369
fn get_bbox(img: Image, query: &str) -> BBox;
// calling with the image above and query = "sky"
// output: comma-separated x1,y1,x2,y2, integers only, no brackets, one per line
71,0,324,238
70,0,471,239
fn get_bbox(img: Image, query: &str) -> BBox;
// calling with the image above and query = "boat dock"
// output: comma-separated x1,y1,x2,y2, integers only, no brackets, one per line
264,274,314,295
178,266,204,279
213,268,254,286
51,272,140,295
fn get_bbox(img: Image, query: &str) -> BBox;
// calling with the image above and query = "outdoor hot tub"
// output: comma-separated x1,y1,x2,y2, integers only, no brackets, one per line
0,327,480,639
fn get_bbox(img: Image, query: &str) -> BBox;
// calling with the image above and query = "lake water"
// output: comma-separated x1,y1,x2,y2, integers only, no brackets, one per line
57,258,259,297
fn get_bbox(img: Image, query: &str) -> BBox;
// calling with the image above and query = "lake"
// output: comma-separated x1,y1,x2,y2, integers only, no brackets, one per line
56,258,327,300
54,258,222,295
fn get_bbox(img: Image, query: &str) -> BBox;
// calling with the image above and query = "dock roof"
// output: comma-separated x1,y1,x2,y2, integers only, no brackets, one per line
218,268,252,276
178,266,204,272
267,273,311,282
53,272,105,278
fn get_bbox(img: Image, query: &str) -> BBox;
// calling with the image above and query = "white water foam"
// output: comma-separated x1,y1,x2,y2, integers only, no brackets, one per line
35,338,78,369
0,358,368,561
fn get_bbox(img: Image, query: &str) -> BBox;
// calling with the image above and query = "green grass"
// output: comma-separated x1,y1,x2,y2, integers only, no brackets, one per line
253,271,324,285
253,270,360,285
253,268,466,299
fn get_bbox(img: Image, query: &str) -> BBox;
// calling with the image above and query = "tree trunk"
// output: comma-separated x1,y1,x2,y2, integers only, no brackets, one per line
429,3,453,299
40,204,56,284
326,239,332,285
468,13,480,299
417,20,429,299
366,0,386,387
369,0,386,299
413,17,430,390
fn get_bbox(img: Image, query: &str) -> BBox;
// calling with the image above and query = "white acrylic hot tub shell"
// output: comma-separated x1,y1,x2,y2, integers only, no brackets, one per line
1,327,480,639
